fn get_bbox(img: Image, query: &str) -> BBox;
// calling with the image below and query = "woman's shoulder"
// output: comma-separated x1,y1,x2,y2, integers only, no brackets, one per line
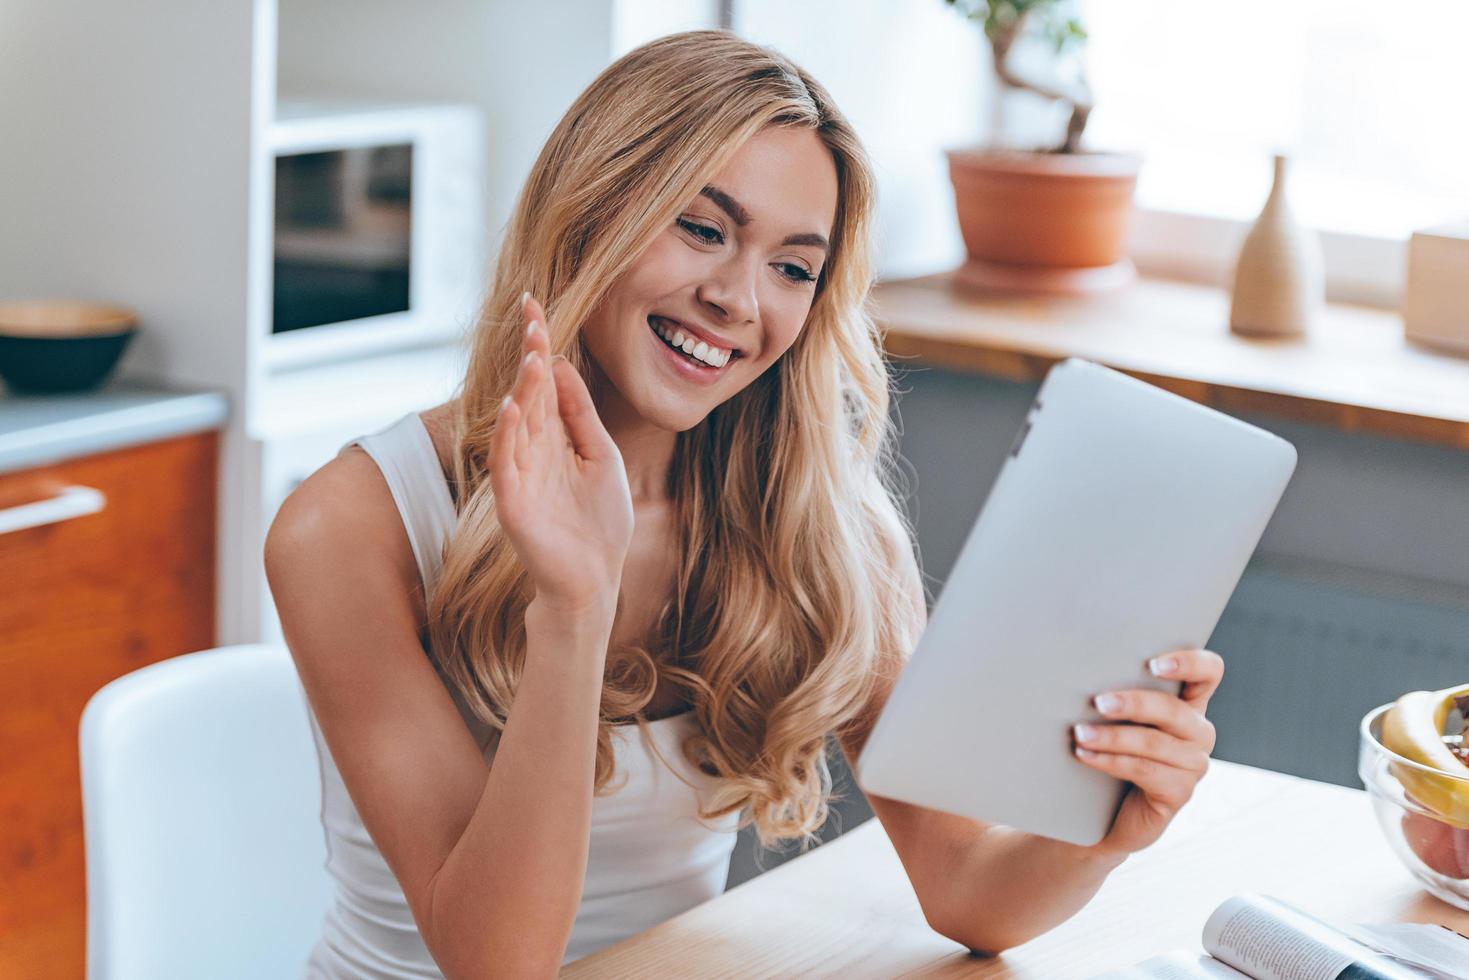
265,434,425,624
275,398,458,546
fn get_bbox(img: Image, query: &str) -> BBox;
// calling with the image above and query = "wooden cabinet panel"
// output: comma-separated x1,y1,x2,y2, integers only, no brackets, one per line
0,431,218,979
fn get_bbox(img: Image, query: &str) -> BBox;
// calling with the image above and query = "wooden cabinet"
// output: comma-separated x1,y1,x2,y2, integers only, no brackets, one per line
0,430,218,979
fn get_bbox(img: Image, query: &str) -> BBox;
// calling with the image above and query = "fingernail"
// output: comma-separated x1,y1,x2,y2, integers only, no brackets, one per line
526,319,539,338
1074,723,1099,744
1075,746,1097,758
1094,693,1123,714
520,290,530,307
501,394,513,410
1149,656,1175,677
523,350,535,365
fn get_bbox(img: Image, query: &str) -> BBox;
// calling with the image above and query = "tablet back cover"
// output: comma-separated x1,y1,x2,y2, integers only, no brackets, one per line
856,358,1298,846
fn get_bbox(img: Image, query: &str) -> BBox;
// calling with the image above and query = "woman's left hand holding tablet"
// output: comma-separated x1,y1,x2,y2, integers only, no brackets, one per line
1071,647,1223,860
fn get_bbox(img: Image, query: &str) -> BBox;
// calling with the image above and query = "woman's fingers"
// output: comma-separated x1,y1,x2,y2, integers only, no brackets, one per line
507,350,540,469
1092,687,1216,748
534,333,562,435
1074,748,1203,812
489,396,522,498
522,351,547,439
520,294,560,438
511,292,598,466
1148,647,1225,710
522,291,548,335
1073,721,1209,774
551,356,616,461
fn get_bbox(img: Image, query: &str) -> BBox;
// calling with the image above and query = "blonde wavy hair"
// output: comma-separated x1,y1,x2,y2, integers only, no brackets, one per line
428,29,920,848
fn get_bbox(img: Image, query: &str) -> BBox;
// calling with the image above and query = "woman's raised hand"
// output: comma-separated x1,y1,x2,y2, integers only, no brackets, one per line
489,293,634,617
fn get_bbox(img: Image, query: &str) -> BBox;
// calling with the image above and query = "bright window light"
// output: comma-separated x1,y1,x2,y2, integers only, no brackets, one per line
1079,0,1469,240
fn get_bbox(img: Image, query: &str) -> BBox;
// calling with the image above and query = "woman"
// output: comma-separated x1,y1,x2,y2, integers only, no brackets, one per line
266,29,1222,978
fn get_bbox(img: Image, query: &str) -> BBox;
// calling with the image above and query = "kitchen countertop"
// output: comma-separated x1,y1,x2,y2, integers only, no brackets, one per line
0,378,230,475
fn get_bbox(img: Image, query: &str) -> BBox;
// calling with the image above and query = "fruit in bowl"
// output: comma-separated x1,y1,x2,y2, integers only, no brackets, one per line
1360,683,1469,909
1400,806,1469,880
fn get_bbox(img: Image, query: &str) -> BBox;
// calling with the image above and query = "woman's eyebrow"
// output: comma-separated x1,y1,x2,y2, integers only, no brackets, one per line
700,184,831,255
700,185,751,225
780,232,830,254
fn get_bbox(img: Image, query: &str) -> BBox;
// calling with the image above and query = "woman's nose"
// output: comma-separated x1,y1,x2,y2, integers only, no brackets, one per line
696,258,759,326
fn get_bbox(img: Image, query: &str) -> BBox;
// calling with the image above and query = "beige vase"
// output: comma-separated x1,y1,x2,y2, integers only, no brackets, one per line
1229,154,1324,338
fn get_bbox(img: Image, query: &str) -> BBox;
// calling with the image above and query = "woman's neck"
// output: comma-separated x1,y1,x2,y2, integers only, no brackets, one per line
610,417,677,503
592,382,676,504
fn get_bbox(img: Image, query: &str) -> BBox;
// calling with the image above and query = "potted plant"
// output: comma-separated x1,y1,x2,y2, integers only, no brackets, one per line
943,0,1141,295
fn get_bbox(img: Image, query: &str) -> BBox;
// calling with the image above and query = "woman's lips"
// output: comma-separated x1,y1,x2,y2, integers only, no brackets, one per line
647,316,731,385
650,315,741,362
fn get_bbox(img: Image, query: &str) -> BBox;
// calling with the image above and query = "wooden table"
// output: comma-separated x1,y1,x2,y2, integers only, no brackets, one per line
563,760,1469,978
871,274,1469,452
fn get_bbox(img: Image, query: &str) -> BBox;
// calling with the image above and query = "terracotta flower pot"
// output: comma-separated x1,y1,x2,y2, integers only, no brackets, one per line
946,147,1143,296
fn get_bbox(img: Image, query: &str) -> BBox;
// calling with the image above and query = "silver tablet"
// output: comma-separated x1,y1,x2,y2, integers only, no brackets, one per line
856,358,1298,847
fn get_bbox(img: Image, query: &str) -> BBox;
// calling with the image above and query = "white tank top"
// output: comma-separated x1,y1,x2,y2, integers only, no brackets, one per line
303,411,741,977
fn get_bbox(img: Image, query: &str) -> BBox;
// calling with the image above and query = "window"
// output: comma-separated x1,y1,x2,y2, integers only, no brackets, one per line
1080,0,1469,304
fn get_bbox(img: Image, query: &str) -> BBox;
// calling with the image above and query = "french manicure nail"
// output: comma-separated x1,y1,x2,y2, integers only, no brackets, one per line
1149,656,1175,676
520,290,530,307
1094,693,1122,714
526,319,539,338
1074,723,1098,744
523,350,535,365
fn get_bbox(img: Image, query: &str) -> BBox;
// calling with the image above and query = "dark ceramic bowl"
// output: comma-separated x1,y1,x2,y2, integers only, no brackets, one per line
0,301,137,394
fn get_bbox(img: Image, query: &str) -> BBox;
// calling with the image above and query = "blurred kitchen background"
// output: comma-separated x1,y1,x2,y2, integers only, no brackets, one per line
4,1,1469,974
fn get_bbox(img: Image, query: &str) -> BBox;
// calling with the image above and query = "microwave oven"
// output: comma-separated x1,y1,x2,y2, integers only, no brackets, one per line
265,100,485,369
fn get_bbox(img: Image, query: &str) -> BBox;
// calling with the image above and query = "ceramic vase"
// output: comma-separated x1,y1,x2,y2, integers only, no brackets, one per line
1229,153,1323,338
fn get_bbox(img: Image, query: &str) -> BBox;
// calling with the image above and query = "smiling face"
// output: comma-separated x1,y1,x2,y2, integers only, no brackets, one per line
580,125,840,433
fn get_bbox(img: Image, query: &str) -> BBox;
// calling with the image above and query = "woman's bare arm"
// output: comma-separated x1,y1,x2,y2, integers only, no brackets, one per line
266,295,633,977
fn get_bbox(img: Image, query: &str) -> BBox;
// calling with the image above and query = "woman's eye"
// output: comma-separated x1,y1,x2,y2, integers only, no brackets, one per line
778,263,817,284
677,217,815,285
677,218,722,245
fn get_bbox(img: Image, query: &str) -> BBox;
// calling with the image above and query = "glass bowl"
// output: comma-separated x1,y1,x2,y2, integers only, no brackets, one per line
1359,702,1469,910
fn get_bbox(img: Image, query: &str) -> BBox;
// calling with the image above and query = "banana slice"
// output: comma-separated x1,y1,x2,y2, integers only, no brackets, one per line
1381,683,1469,828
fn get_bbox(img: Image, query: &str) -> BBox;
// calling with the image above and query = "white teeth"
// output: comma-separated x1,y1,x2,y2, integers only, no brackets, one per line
651,317,731,368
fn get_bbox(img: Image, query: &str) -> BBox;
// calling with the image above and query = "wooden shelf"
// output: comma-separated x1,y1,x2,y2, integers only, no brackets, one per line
872,273,1469,451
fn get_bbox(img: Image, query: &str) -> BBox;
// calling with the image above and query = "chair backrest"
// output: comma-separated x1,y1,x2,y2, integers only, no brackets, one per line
80,643,333,980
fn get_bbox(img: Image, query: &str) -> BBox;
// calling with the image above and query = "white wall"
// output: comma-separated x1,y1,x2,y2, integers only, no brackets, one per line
0,0,258,388
612,0,721,56
735,1,995,280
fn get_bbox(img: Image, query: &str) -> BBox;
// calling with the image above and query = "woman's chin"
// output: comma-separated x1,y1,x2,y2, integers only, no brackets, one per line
618,380,719,432
639,400,713,434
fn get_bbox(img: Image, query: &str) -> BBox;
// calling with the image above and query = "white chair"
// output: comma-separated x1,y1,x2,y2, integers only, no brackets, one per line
80,643,334,980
